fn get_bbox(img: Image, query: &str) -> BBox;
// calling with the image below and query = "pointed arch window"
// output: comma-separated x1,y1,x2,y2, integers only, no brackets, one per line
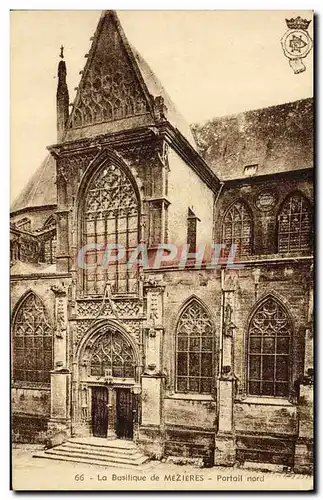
247,296,292,398
175,300,214,394
278,192,312,253
222,200,252,258
89,329,136,379
12,293,53,384
82,163,139,295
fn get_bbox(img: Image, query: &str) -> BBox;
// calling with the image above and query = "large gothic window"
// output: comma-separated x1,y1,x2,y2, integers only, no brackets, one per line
247,296,292,398
222,200,252,258
90,329,136,378
82,163,139,295
278,192,312,254
12,292,53,384
175,300,214,394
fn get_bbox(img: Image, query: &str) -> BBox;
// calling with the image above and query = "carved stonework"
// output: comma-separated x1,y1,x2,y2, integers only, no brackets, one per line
123,320,142,342
88,330,136,378
74,318,141,350
60,150,98,179
223,271,239,292
74,319,93,345
116,139,169,192
68,13,149,129
255,189,276,212
84,163,138,218
76,299,141,318
55,298,67,339
144,274,165,288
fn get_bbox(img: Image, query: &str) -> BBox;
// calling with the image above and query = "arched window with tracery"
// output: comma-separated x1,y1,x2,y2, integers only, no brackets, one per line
278,192,312,254
82,162,139,295
222,200,252,258
12,292,53,384
247,296,292,398
89,329,136,378
175,299,214,394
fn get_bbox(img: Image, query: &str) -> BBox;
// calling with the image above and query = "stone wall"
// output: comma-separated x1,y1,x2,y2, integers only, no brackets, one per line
214,174,313,256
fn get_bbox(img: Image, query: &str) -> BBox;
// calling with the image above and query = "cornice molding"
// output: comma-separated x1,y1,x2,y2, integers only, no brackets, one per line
48,121,221,193
223,167,313,188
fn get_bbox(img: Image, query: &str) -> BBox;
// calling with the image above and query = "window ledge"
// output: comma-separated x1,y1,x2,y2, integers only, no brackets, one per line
166,393,215,402
12,383,51,391
236,396,294,406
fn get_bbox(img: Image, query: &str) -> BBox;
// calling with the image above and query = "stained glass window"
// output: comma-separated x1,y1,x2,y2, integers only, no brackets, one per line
12,292,53,384
222,201,252,258
90,328,136,378
175,300,214,394
278,193,312,253
247,297,292,397
82,163,139,295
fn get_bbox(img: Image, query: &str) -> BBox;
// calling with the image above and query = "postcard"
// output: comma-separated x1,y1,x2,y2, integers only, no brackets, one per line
10,10,314,491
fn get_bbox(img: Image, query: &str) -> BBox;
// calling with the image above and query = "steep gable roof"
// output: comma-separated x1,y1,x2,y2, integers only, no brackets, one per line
11,155,56,214
67,11,152,131
65,10,196,148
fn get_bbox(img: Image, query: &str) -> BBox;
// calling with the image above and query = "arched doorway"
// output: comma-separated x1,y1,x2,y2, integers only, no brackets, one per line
76,321,141,440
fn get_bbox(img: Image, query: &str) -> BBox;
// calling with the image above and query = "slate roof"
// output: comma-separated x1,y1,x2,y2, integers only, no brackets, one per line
130,44,197,148
191,98,313,181
11,155,56,214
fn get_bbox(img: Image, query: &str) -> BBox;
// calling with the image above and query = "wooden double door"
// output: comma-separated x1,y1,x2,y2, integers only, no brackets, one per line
91,387,134,440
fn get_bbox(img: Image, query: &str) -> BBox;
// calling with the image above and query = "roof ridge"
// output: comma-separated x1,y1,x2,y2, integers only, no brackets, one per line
192,97,314,128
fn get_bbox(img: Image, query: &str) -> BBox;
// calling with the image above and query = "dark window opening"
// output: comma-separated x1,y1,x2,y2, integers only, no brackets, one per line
12,293,53,384
175,300,214,395
247,297,292,398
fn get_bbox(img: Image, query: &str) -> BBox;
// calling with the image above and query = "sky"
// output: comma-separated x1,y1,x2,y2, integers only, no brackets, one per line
10,10,313,202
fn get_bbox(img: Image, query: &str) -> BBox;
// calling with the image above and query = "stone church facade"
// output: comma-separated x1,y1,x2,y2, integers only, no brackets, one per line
10,11,314,473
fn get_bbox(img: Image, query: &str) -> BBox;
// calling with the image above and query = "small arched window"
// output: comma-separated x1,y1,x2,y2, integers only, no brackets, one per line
222,200,252,258
247,296,292,398
175,299,214,394
278,192,312,253
12,292,53,384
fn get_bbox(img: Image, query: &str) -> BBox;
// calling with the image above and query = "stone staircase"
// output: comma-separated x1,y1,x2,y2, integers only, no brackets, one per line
33,437,150,469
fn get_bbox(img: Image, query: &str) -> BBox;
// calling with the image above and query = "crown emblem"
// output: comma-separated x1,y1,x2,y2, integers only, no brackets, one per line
285,16,311,30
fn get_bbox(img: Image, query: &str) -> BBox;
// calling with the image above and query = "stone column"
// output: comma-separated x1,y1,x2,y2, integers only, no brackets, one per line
294,383,314,474
55,157,70,273
47,284,71,447
139,275,165,459
294,281,313,474
215,278,237,466
107,387,117,440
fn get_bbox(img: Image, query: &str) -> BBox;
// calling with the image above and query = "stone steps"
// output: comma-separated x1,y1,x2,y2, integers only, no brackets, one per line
33,438,150,470
61,441,141,457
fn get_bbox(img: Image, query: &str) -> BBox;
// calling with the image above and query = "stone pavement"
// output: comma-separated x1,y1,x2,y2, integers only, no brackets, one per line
12,445,314,491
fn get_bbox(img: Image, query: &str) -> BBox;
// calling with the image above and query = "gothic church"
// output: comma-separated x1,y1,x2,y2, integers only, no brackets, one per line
10,11,313,473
